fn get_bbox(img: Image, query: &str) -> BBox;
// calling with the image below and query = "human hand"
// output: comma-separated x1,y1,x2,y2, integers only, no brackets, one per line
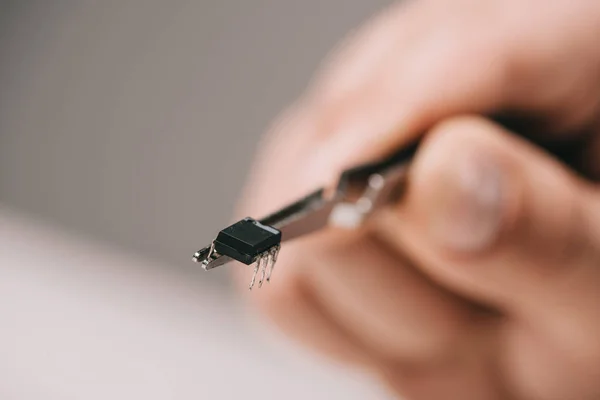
236,1,600,399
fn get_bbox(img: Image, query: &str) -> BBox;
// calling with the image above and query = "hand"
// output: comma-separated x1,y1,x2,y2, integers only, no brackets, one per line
236,1,600,399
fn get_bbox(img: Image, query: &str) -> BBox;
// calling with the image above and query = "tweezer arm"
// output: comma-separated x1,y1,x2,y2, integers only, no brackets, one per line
258,139,421,238
260,189,331,237
194,139,420,271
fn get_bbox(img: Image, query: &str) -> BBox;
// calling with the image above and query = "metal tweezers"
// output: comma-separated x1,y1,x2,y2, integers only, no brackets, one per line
193,140,420,283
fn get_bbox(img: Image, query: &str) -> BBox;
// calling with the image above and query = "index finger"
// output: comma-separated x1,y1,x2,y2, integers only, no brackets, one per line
299,0,600,183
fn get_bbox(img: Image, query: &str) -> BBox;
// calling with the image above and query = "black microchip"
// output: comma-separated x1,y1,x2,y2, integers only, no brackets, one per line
213,218,281,265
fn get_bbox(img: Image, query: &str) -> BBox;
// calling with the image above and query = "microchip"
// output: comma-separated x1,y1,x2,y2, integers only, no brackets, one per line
213,217,281,265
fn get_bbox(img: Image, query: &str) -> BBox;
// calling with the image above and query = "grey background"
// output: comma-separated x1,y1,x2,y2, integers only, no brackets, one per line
0,4,397,398
0,0,392,284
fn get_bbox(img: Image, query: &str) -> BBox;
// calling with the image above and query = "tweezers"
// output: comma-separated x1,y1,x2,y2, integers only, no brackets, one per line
193,139,419,289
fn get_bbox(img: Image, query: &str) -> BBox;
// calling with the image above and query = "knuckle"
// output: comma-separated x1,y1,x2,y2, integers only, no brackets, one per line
426,115,493,149
389,321,472,367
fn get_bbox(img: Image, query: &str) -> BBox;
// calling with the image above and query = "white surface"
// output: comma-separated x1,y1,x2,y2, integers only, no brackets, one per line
0,207,390,400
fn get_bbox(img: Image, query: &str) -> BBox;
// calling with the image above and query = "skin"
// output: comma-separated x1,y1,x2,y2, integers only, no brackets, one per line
235,1,600,399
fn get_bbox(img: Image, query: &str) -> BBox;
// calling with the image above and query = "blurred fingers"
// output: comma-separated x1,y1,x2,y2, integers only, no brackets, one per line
302,231,475,365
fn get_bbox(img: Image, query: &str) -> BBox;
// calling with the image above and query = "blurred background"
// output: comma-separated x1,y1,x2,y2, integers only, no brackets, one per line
0,1,395,399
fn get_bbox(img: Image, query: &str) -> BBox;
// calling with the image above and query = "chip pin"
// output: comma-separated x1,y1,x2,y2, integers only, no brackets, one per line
258,253,268,288
249,256,262,290
266,245,280,283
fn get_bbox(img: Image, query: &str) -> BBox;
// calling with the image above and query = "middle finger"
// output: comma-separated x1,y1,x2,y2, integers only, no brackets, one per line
297,229,479,365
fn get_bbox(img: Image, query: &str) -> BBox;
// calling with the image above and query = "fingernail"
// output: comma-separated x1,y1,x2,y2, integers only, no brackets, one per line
431,153,505,252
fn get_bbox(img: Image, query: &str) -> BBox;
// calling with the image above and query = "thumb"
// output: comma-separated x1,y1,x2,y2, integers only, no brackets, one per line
375,116,600,317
